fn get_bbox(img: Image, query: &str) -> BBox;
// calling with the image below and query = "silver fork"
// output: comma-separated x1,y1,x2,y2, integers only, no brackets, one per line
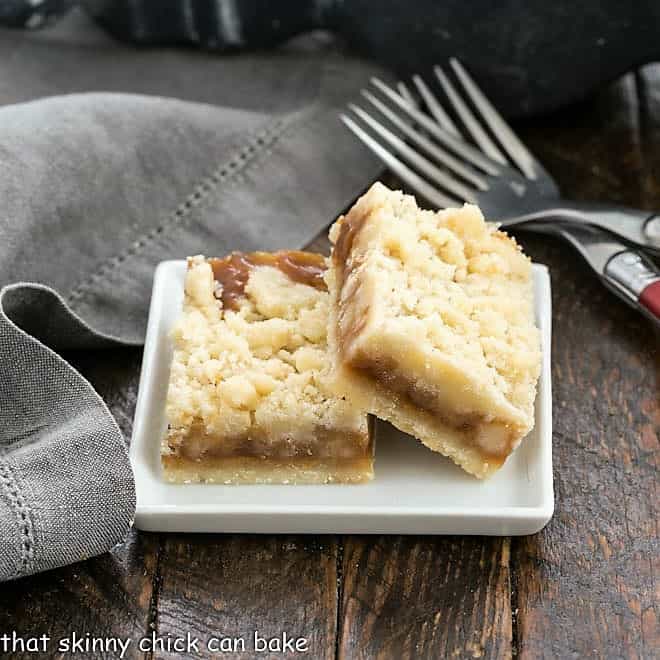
341,58,660,256
341,60,660,324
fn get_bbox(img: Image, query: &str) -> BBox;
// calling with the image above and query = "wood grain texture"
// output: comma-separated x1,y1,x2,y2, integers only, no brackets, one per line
151,535,338,659
509,72,659,659
0,531,158,659
338,536,512,659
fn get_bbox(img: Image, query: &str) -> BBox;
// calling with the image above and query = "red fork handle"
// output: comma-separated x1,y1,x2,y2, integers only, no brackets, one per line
639,280,660,320
603,249,660,326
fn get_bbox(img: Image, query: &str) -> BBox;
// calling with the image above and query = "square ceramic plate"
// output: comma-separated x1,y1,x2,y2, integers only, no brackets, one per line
130,260,553,535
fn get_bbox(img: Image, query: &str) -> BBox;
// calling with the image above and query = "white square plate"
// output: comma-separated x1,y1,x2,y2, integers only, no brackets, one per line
131,261,553,535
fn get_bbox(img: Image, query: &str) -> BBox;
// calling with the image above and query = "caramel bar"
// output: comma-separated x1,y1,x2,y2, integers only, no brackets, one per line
163,251,373,484
326,183,541,478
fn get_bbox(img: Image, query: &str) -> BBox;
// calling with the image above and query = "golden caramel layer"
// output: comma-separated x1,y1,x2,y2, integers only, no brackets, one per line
167,422,373,461
205,251,326,311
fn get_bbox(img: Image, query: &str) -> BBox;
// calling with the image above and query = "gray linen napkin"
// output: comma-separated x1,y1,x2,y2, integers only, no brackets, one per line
0,14,384,581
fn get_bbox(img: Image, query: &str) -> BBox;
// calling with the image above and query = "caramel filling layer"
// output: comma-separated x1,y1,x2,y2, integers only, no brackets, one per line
332,208,374,350
332,207,369,284
203,250,326,310
168,420,374,462
348,354,514,463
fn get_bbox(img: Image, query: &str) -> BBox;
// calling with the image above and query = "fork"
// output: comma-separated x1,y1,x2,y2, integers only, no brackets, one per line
341,59,660,256
341,60,660,324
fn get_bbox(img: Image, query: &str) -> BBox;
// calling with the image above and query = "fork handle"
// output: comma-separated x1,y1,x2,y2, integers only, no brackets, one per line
603,249,660,325
513,203,660,255
639,281,660,319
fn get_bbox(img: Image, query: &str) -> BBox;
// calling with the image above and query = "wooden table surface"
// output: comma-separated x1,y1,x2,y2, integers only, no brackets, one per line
1,66,658,660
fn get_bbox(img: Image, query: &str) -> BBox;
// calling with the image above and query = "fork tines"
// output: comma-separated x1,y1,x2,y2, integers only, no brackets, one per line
341,59,541,208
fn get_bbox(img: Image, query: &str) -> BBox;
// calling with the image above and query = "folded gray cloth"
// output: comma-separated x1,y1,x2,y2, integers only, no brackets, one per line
0,15,384,580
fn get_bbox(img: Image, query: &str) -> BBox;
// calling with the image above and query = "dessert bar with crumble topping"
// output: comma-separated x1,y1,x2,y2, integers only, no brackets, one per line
326,183,541,478
163,251,374,484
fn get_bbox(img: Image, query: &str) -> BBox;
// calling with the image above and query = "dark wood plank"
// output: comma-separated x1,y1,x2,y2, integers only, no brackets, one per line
0,531,158,659
338,536,512,659
509,73,659,659
151,535,338,659
0,347,158,660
